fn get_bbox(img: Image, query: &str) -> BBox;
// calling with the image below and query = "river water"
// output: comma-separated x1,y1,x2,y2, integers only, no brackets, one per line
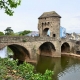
36,55,80,80
0,49,80,80
0,47,8,58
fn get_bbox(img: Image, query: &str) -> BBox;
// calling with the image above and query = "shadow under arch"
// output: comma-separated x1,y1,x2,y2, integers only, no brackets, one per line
61,42,70,53
39,42,56,57
8,44,30,62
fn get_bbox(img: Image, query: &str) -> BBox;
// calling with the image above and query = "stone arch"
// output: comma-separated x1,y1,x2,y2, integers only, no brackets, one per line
3,43,30,62
39,42,56,57
43,28,50,36
61,42,70,53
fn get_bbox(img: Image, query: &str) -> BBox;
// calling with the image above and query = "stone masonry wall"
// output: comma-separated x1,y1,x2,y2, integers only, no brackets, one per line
38,17,60,39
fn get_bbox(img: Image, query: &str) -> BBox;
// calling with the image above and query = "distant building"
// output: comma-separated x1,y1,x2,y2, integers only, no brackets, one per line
65,32,80,40
71,32,80,40
60,27,66,38
26,31,39,37
66,33,72,39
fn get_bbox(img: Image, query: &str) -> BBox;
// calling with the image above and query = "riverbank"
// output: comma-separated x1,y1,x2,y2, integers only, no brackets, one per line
61,53,80,58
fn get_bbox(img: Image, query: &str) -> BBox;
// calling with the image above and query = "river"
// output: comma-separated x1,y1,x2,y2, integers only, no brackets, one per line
0,49,80,80
0,47,8,58
36,55,80,80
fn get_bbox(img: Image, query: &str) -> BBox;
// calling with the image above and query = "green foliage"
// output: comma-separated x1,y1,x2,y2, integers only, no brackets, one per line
0,0,21,16
0,31,4,36
7,47,13,55
4,27,14,35
0,58,53,80
13,32,20,36
19,30,31,36
22,39,27,42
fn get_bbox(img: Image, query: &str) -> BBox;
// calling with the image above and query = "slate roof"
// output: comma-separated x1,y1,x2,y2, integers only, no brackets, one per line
38,11,61,19
26,31,39,37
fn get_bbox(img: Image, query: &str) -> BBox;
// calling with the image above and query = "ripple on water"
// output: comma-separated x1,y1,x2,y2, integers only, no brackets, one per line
58,64,80,80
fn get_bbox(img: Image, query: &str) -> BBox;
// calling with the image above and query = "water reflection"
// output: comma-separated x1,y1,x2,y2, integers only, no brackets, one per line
0,47,8,58
36,55,80,80
58,64,80,80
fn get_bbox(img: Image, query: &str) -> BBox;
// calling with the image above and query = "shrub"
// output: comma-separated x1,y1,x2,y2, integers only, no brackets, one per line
0,58,53,80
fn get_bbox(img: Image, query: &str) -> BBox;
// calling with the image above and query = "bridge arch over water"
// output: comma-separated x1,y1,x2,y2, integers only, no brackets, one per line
61,38,76,53
0,43,31,62
61,42,70,53
39,42,56,57
8,44,30,61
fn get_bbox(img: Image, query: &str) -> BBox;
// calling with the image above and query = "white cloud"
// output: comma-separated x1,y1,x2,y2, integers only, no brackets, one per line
61,13,80,33
0,11,38,33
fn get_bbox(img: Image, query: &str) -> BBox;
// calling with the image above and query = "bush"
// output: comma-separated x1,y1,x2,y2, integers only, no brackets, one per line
0,57,53,80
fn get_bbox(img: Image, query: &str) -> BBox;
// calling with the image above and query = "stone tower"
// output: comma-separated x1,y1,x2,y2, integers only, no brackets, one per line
38,11,61,39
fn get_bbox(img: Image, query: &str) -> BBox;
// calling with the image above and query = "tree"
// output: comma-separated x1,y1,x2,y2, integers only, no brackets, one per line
0,0,21,16
4,27,14,35
19,30,31,36
0,31,4,36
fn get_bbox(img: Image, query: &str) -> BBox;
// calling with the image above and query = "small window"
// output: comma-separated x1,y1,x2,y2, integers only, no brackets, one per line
48,22,49,24
53,34,56,37
42,23,44,26
45,22,46,25
42,23,44,25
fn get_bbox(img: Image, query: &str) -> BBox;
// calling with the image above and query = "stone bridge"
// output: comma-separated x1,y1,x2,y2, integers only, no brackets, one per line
0,36,76,62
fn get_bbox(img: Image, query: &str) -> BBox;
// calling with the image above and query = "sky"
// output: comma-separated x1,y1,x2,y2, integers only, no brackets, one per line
0,0,80,33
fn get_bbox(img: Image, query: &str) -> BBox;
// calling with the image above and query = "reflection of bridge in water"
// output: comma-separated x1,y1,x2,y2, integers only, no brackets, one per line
36,55,80,80
0,36,76,62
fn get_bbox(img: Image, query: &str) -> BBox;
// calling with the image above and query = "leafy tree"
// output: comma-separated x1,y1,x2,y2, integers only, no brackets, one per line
0,31,4,36
0,0,21,16
4,27,14,35
19,30,31,36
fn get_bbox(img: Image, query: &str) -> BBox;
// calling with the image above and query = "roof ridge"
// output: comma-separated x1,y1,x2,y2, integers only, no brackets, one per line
38,11,61,19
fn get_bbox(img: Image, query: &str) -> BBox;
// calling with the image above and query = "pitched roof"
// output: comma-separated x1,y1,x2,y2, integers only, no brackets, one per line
38,11,61,19
25,31,39,36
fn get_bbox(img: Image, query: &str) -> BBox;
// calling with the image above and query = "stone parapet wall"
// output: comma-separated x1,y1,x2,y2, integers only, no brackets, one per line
0,36,57,43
